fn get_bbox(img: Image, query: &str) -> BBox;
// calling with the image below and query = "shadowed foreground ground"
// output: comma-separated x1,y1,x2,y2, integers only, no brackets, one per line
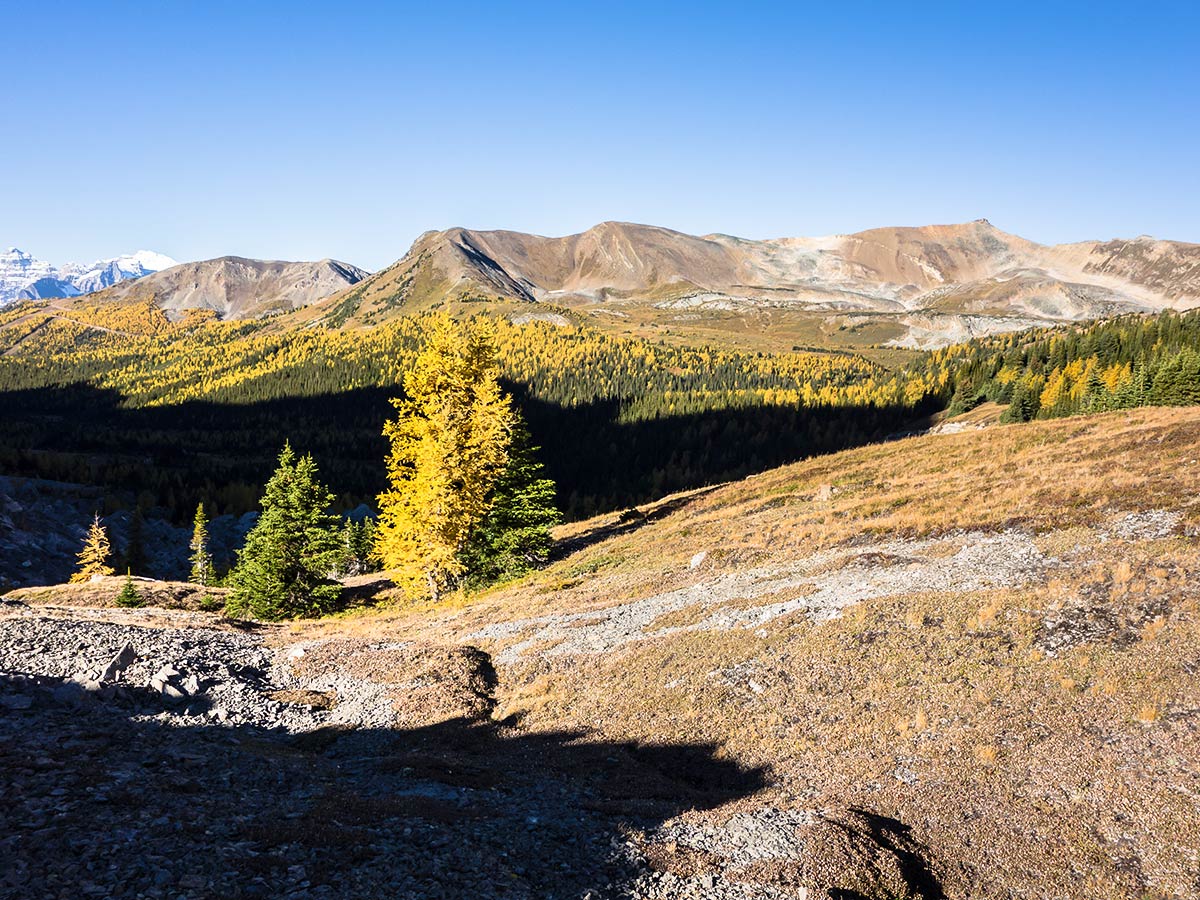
0,671,768,900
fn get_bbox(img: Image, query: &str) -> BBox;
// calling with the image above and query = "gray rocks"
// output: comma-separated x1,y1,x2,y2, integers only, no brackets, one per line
98,643,137,682
0,611,455,736
472,529,1056,664
151,665,187,702
0,605,789,900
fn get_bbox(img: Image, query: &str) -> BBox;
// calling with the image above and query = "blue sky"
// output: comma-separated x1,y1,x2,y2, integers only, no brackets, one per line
3,1,1197,270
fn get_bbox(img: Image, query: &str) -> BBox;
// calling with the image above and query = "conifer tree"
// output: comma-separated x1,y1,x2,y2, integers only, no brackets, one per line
340,520,358,576
190,503,213,586
225,445,343,620
1081,365,1108,413
71,514,114,583
115,571,143,608
375,315,514,600
338,519,377,577
459,419,561,586
359,518,380,572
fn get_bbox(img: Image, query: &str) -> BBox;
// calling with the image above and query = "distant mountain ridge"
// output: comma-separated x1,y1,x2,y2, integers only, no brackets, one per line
12,221,1200,349
0,248,177,304
88,255,370,320
326,220,1200,348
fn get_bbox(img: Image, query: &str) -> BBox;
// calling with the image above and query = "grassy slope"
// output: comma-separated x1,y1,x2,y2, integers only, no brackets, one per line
290,407,1200,899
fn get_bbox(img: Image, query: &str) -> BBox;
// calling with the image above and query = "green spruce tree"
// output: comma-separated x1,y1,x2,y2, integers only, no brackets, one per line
115,571,143,608
1081,366,1109,414
358,518,380,573
1003,380,1037,423
458,420,561,587
225,444,344,620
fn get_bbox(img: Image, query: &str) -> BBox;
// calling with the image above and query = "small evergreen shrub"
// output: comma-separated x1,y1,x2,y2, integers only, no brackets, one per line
114,572,144,608
198,594,224,612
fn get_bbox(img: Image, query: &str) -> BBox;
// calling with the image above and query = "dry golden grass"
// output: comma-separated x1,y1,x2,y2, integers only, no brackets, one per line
974,744,999,765
7,576,227,611
420,406,1200,634
1135,699,1164,724
267,689,338,710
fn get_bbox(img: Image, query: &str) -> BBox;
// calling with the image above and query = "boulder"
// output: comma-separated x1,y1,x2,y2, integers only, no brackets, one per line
98,643,137,683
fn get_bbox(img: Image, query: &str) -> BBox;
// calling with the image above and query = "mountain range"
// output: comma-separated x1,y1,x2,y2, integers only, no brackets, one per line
91,256,370,319
12,220,1200,349
323,219,1200,348
0,248,178,304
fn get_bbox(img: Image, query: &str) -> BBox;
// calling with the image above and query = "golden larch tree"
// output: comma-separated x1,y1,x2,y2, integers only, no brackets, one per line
71,514,114,583
375,315,514,600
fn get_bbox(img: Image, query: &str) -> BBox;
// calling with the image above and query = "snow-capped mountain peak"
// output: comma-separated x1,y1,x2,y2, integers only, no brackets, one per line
0,247,178,305
125,250,178,271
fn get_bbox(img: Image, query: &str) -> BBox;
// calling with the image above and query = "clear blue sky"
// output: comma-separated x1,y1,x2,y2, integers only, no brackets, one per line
3,1,1197,270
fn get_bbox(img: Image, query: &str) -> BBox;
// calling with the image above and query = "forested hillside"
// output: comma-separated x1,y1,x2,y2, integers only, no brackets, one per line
2,299,1199,525
0,301,930,520
920,310,1200,421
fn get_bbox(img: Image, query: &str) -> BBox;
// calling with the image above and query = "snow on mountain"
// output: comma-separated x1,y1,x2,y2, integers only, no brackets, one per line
0,247,178,305
61,250,180,295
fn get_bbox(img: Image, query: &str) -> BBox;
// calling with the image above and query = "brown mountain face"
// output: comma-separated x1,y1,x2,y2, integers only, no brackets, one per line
89,256,369,320
316,220,1200,350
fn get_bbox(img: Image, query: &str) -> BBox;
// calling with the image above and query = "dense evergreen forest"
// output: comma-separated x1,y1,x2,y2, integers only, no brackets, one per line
922,310,1200,421
0,302,928,521
0,299,1198,523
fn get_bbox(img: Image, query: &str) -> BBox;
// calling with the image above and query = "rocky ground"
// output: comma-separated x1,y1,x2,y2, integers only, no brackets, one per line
0,601,781,900
470,528,1050,663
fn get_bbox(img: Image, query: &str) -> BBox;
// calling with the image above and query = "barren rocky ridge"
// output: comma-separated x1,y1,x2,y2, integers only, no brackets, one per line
20,219,1200,347
328,219,1200,347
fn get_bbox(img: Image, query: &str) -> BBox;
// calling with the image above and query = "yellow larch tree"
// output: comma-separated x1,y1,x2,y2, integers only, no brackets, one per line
375,315,514,600
71,514,114,583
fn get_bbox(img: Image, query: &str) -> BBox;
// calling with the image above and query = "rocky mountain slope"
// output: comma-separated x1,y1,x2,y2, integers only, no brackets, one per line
0,248,177,304
0,476,258,591
13,222,1196,349
321,220,1200,349
86,256,370,320
4,406,1199,898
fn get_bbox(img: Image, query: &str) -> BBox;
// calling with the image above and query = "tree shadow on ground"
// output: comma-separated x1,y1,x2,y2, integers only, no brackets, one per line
0,672,769,899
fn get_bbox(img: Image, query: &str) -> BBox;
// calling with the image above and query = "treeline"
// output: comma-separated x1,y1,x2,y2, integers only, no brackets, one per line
7,297,1197,529
0,300,897,411
0,306,929,521
923,310,1200,421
